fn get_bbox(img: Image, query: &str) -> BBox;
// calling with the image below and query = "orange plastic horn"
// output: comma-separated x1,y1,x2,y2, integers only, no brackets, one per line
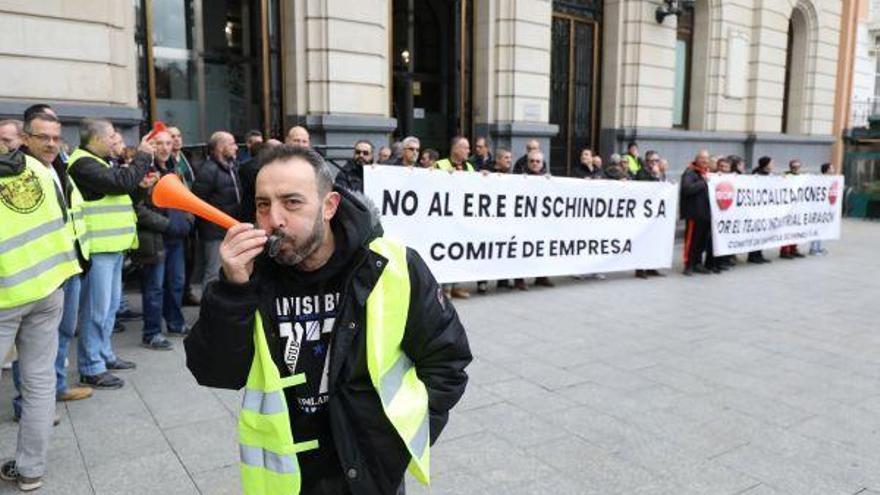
152,174,239,229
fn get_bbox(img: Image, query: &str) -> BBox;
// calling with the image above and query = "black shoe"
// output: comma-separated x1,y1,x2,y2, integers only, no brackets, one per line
683,267,693,276
113,320,126,334
1,460,43,491
80,372,124,389
106,359,136,371
747,257,763,264
116,309,142,321
646,269,664,277
716,264,730,271
760,258,772,264
142,335,173,351
166,326,189,337
692,265,712,274
710,266,722,274
496,280,511,290
635,270,648,279
792,252,805,258
780,253,794,260
535,277,555,287
183,291,201,306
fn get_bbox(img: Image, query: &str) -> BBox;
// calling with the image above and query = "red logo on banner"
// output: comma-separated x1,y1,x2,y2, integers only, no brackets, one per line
715,182,735,211
829,181,839,205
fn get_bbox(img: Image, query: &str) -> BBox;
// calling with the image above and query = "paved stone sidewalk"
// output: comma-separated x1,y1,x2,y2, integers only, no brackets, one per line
2,219,879,494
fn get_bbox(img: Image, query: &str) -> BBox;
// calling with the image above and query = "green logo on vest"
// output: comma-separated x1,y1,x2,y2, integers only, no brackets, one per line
0,168,45,214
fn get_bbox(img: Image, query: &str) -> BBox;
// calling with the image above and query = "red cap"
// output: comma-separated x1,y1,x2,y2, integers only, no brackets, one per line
144,121,167,141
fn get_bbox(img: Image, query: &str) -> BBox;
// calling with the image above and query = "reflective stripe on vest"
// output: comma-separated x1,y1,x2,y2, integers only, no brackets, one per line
366,237,431,485
240,444,297,474
68,179,90,260
67,148,137,254
0,156,81,309
238,314,317,495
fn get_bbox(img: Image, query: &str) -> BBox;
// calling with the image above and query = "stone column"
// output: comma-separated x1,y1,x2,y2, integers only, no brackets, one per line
281,0,396,158
472,0,558,162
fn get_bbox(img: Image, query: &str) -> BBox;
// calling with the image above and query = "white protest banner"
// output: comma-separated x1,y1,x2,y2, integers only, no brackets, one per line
363,167,679,284
707,174,843,256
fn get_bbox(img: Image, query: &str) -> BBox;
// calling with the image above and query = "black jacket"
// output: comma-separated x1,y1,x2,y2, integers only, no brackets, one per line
679,166,710,221
635,166,660,182
334,159,365,193
68,147,152,201
184,187,471,495
131,160,192,264
238,156,260,223
192,156,242,240
513,154,548,175
469,153,494,172
573,162,603,179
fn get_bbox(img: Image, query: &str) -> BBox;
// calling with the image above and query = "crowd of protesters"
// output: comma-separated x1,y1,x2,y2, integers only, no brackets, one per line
0,104,835,491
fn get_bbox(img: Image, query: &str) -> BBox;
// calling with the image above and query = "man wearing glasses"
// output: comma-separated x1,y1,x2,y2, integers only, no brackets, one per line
335,139,374,193
394,136,420,167
513,139,546,175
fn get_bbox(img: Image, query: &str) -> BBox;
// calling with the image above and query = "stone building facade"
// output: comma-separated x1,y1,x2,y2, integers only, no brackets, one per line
0,0,142,143
0,0,857,174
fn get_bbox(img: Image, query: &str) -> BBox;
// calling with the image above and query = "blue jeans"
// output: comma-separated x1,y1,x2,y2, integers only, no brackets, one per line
11,275,80,416
78,253,122,375
140,253,165,340
809,240,823,253
163,242,186,331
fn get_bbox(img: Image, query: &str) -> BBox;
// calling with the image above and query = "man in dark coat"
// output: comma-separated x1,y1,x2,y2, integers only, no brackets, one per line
131,130,192,351
680,150,717,275
747,156,774,264
185,146,471,495
334,139,373,193
192,131,242,286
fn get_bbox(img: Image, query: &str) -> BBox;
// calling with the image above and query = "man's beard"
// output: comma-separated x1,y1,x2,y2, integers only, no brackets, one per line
271,208,326,267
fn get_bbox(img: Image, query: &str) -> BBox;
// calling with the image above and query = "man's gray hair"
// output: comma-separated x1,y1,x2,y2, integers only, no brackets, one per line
79,118,113,147
402,136,420,148
208,131,231,155
0,119,23,133
610,153,622,165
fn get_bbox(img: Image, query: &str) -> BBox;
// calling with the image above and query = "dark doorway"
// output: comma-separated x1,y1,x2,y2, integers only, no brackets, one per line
392,0,472,154
549,13,600,176
138,0,282,142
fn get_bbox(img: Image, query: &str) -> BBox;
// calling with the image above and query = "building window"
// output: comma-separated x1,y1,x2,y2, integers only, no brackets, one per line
136,0,281,143
874,35,880,101
673,6,694,129
782,6,809,134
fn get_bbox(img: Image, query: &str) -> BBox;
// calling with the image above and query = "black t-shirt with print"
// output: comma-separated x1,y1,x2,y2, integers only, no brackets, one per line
274,222,356,493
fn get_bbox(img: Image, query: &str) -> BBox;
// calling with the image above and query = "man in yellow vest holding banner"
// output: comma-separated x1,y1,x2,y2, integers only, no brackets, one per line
185,146,471,495
68,119,156,389
0,142,81,491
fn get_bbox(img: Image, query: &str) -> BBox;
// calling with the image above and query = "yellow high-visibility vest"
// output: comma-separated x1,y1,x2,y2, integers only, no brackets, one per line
434,158,475,172
0,154,81,309
238,237,430,494
67,148,137,254
68,178,90,260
